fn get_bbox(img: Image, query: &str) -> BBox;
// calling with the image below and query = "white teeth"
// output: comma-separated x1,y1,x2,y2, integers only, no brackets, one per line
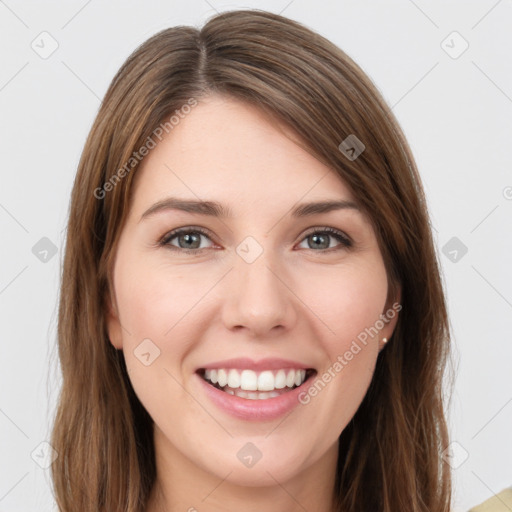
295,369,306,387
240,370,258,391
205,369,217,383
274,369,286,389
227,369,240,388
258,370,275,391
231,389,283,400
217,369,228,387
202,368,309,392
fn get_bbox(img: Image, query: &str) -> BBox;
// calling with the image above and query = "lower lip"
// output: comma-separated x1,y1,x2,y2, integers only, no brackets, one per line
196,372,314,422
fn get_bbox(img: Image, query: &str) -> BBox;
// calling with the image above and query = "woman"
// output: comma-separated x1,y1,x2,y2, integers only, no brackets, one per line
50,9,453,511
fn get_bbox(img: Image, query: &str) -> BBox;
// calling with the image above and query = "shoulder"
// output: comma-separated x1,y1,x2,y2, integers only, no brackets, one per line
468,487,512,511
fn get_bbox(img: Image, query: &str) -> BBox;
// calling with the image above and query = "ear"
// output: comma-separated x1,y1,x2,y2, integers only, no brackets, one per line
106,291,123,350
379,283,402,351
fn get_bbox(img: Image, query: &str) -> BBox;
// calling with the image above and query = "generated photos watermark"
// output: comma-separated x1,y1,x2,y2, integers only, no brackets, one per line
93,97,197,199
298,302,402,405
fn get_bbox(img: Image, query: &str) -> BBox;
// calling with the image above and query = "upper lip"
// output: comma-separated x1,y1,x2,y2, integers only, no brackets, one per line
197,357,315,372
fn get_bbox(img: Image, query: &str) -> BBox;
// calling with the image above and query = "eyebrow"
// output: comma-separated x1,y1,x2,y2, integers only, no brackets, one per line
139,196,360,221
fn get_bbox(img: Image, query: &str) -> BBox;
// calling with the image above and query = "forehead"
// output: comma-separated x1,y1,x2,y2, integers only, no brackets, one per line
130,95,358,215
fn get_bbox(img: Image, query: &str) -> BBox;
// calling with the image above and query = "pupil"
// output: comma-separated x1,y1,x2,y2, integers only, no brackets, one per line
181,233,200,249
311,234,328,249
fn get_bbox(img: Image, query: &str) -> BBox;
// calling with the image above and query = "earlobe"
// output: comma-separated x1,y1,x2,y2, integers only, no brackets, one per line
106,295,123,350
380,284,402,350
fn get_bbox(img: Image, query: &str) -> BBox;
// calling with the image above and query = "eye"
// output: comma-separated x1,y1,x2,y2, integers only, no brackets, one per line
159,227,215,252
159,226,352,253
297,227,352,251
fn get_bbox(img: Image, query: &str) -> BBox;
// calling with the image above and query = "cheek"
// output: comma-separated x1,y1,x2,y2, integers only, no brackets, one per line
113,257,208,420
114,255,210,344
303,260,388,352
113,253,219,409
295,261,388,431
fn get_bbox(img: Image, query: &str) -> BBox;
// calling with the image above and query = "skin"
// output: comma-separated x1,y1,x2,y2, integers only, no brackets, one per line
107,95,400,512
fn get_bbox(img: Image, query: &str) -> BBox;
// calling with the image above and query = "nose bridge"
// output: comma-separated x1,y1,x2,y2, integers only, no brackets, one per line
222,237,295,335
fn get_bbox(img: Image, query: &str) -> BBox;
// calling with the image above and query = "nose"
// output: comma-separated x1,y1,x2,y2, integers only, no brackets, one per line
221,249,297,339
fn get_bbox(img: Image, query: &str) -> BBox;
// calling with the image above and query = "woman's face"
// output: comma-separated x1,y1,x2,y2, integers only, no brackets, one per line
107,95,399,489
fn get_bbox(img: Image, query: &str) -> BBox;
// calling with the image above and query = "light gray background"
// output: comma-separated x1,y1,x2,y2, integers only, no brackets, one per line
1,1,511,511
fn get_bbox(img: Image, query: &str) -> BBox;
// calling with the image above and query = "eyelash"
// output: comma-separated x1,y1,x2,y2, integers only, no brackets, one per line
158,226,353,254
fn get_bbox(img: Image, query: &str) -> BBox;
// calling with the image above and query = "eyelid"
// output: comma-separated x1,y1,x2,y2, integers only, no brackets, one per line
158,225,215,247
301,226,352,246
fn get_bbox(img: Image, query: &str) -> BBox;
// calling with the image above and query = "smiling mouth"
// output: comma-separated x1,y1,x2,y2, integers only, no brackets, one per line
197,367,316,400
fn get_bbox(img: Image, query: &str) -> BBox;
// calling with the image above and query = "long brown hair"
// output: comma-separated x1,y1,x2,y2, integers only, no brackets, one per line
50,9,453,511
